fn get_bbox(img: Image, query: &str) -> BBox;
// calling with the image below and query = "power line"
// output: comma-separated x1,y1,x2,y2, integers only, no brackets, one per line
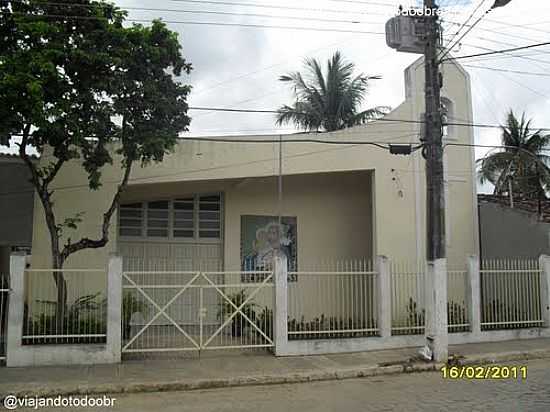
190,49,395,120
441,41,550,62
5,0,394,16
7,105,549,133
445,18,550,46
5,0,386,26
441,0,489,60
485,18,550,35
177,136,400,149
186,106,550,131
5,139,550,198
326,0,396,6
442,22,550,65
487,67,550,100
466,35,550,59
460,44,550,67
191,35,359,97
0,132,422,197
463,65,550,77
2,11,386,35
169,0,391,16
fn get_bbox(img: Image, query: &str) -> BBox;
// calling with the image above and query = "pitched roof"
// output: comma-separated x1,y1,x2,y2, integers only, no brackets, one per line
478,194,550,223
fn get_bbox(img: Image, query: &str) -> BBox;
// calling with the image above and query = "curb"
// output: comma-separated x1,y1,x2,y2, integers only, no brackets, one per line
2,349,550,399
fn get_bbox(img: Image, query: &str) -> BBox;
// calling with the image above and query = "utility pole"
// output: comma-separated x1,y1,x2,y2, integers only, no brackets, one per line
424,0,445,262
386,0,448,362
422,0,448,363
385,0,515,363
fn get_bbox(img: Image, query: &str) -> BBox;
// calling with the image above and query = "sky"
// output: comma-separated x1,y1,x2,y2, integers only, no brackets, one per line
3,0,550,193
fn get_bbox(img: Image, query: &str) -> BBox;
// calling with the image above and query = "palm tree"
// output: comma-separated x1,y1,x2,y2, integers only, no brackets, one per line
478,110,550,208
275,51,389,132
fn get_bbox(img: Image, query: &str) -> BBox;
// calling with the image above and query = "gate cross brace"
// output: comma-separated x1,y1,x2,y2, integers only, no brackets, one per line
122,272,201,351
201,272,274,347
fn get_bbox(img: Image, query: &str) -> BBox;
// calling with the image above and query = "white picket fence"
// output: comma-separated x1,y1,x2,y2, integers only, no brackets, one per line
2,255,549,365
287,260,378,340
0,273,9,361
22,269,107,345
288,258,543,340
480,259,543,330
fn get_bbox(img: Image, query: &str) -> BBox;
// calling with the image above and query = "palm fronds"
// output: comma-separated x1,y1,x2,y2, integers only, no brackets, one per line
276,51,386,132
478,110,550,201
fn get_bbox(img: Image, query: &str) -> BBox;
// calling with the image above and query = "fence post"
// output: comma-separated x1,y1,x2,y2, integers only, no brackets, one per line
273,254,288,356
425,258,448,362
539,255,550,328
376,255,391,338
466,255,481,335
107,254,123,363
6,253,26,367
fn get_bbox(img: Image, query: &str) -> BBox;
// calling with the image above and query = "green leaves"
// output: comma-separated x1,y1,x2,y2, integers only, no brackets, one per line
1,1,192,189
1,1,193,266
56,211,85,237
478,110,550,199
276,51,385,132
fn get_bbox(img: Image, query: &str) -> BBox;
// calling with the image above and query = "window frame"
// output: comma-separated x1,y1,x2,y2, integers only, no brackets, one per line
118,193,223,244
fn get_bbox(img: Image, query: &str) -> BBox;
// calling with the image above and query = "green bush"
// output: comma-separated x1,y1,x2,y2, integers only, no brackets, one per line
23,293,107,345
122,292,150,340
217,290,258,337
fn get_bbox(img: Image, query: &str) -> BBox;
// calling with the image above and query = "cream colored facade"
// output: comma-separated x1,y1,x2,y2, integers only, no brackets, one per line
29,57,478,272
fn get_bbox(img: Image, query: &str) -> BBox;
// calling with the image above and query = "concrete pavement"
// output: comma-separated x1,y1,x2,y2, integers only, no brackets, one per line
1,338,549,399
81,358,550,412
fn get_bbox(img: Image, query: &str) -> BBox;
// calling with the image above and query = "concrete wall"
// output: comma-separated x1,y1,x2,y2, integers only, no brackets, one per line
0,158,34,247
479,203,550,259
117,171,373,270
0,156,34,272
6,254,122,367
224,171,373,270
29,57,477,271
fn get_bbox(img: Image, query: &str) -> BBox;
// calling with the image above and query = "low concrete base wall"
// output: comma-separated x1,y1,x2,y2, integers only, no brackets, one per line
278,336,424,357
6,344,119,368
6,254,122,368
277,328,550,356
449,328,550,345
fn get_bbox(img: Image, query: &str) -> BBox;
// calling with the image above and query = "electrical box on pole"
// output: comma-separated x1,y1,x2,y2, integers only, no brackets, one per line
385,15,427,54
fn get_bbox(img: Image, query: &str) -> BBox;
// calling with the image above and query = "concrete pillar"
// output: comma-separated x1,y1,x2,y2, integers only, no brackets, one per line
106,255,123,363
425,258,448,362
376,255,391,338
6,253,26,367
466,255,481,334
538,255,550,327
273,254,288,356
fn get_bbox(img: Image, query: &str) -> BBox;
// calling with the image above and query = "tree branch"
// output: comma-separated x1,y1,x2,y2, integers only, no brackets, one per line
19,125,63,267
60,160,133,260
42,157,66,188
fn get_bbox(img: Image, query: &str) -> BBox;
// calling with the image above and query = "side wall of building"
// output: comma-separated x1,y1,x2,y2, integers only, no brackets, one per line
479,203,550,259
0,157,34,272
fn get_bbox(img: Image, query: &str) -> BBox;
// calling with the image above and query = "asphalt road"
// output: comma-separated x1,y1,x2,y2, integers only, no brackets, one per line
17,359,550,411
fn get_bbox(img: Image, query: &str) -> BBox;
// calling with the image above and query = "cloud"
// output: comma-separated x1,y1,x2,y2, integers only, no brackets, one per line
3,0,549,170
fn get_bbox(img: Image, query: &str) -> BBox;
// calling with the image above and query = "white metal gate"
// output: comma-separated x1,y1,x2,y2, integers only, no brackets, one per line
0,273,9,362
121,270,274,354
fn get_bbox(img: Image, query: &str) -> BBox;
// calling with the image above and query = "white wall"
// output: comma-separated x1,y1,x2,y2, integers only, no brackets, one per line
29,57,477,271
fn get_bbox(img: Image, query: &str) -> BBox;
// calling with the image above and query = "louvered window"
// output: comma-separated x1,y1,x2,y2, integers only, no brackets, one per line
119,194,222,240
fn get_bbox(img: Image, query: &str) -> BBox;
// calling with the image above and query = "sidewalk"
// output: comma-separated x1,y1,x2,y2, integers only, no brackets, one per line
1,338,550,398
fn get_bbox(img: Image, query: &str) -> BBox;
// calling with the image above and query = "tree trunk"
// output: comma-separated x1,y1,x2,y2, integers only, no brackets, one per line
52,247,67,336
538,191,543,221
